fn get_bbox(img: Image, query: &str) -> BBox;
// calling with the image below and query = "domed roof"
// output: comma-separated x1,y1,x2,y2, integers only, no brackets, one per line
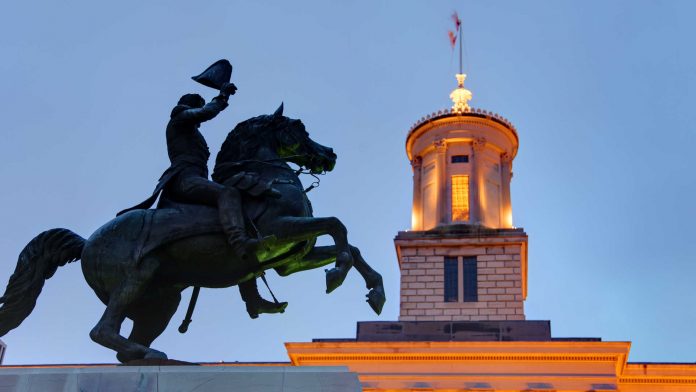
405,107,518,160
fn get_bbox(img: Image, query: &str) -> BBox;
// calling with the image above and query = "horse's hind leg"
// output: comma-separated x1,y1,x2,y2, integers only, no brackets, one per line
116,287,182,363
89,257,166,362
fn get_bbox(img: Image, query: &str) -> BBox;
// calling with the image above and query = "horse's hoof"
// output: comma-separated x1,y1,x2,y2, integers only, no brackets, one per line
325,268,346,293
144,349,168,360
116,351,141,364
366,287,386,315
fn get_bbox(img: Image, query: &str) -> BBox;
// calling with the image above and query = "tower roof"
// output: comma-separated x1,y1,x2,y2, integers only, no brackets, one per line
405,107,518,161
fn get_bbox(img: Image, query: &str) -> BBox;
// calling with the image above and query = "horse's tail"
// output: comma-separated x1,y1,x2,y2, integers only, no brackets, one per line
0,228,85,336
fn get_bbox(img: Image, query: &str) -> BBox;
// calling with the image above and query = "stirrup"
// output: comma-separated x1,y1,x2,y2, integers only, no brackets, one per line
246,299,288,319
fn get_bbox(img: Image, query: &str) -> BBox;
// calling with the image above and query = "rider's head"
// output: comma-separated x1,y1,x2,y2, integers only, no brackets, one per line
178,93,205,108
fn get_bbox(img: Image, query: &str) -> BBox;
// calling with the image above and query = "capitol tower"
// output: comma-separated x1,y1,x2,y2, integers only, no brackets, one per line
286,67,696,391
396,73,529,323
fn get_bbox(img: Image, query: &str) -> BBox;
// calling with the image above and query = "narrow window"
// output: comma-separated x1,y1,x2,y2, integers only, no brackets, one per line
444,257,458,302
462,257,478,302
451,155,469,163
451,175,470,221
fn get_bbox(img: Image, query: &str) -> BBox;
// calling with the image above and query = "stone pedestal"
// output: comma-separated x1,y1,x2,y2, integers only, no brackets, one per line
0,365,361,392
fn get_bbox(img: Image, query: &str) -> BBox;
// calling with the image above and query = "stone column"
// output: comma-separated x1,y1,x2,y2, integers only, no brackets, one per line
410,156,423,230
470,137,486,224
434,139,448,226
500,152,513,228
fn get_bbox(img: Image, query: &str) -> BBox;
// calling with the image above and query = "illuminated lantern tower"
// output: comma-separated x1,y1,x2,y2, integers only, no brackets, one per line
395,73,529,322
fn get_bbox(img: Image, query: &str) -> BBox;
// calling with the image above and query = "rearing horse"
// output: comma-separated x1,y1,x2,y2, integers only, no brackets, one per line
0,105,385,362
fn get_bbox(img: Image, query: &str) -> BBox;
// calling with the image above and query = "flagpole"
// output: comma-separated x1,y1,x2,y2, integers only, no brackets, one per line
458,23,463,74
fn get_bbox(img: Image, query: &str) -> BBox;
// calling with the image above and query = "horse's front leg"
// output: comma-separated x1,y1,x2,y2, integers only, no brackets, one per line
264,216,353,293
274,244,385,315
349,245,386,315
274,245,336,277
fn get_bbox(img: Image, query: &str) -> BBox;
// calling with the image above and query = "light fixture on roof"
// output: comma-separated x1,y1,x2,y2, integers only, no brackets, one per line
450,73,472,113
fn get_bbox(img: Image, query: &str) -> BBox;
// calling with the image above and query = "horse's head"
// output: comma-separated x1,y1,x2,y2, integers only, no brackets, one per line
269,104,336,174
213,104,337,183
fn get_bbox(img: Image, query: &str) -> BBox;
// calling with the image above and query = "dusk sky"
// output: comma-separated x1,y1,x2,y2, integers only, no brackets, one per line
0,1,694,364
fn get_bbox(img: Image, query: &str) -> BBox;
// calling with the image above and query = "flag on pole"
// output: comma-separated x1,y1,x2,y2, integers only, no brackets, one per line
448,30,457,48
452,11,461,30
448,11,461,49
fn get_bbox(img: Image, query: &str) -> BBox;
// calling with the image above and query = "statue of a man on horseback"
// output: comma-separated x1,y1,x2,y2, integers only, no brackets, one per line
0,59,385,363
118,60,287,319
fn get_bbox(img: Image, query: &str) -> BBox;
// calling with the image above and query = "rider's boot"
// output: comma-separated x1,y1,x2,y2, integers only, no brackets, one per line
239,279,288,319
218,187,260,269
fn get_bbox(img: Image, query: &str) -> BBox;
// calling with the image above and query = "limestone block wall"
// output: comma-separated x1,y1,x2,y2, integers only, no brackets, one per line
394,229,528,322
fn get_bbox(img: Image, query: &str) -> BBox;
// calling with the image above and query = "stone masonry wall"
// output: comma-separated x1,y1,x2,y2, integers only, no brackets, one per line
399,242,525,322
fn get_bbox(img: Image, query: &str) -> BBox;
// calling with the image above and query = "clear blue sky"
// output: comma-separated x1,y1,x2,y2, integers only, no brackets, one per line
0,1,694,364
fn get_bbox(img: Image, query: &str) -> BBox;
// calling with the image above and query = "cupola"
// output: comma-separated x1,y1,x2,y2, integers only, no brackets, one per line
407,74,518,231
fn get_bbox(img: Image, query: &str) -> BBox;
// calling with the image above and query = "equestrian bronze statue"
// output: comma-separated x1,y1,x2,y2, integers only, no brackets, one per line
0,60,385,363
119,59,288,319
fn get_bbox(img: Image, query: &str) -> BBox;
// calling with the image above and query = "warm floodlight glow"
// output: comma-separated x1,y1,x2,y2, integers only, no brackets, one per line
450,73,472,112
411,208,421,231
505,210,513,228
451,175,470,221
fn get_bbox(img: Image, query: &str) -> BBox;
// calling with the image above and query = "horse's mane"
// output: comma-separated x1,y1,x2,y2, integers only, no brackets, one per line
212,114,286,183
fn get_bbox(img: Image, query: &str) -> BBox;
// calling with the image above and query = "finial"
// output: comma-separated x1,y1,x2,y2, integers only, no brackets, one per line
450,73,472,112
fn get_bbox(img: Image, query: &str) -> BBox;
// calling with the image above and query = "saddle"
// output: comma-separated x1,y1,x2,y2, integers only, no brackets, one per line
125,192,271,265
124,204,220,263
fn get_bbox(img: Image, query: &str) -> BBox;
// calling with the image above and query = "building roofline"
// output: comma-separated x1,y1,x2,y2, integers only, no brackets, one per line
407,107,517,141
405,107,518,160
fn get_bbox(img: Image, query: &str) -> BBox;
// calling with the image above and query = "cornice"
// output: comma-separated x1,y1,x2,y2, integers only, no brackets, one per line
619,376,696,385
408,108,516,137
405,108,518,161
289,353,623,365
286,341,631,377
285,341,696,388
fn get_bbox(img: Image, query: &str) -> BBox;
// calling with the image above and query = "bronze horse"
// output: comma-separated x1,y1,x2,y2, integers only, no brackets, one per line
0,106,385,362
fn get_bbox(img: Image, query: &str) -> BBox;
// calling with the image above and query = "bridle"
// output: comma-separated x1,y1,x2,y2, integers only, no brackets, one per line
215,156,326,194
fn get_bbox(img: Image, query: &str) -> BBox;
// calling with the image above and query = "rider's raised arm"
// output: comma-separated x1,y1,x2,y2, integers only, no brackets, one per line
176,95,229,125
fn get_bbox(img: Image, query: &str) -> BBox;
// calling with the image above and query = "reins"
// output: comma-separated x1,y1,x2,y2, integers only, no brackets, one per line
216,156,326,193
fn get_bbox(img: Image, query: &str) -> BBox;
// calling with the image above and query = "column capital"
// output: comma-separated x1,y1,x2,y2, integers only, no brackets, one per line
472,137,487,152
433,138,447,152
501,152,513,164
410,156,423,168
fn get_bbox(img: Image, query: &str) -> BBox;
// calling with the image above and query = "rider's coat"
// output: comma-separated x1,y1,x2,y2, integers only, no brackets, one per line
117,97,228,216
